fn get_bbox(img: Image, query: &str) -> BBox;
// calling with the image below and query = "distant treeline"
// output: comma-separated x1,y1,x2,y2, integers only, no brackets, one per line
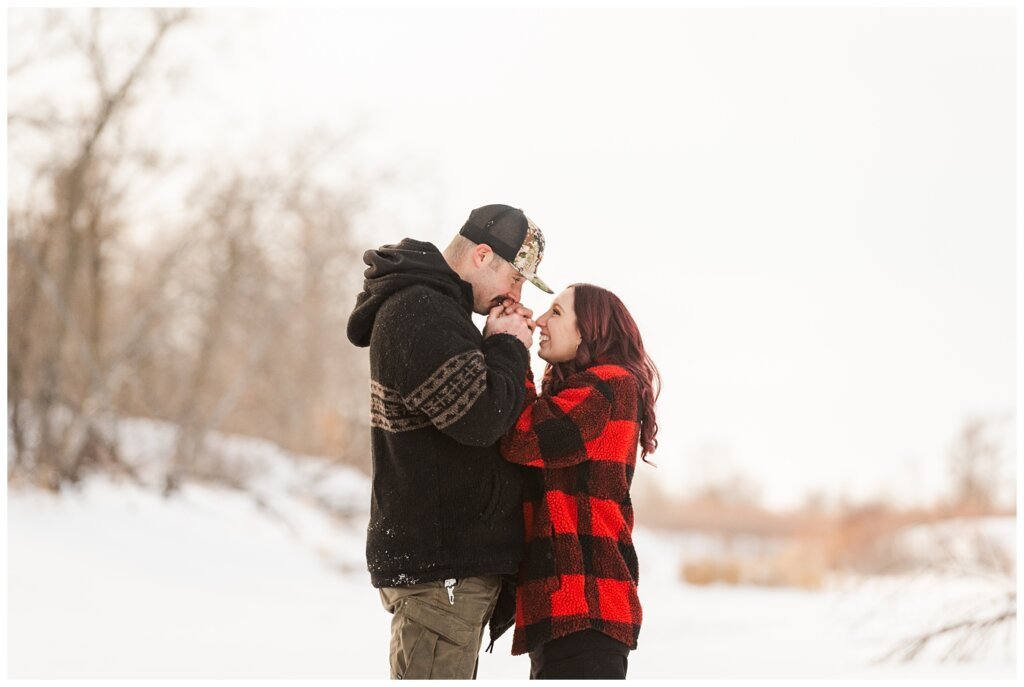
8,9,375,491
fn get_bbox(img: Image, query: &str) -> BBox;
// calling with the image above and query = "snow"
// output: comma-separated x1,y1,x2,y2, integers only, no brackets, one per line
6,420,1017,679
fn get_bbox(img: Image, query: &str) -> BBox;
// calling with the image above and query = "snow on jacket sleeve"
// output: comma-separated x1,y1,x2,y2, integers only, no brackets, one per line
500,365,634,469
400,313,529,447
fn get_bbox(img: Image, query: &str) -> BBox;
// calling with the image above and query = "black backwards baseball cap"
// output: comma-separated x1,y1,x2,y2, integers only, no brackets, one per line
459,204,554,294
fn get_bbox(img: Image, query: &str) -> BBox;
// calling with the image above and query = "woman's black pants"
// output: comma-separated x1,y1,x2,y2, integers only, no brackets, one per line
528,629,631,679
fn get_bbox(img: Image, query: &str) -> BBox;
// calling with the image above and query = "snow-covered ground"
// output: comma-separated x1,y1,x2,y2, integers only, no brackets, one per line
6,420,1017,679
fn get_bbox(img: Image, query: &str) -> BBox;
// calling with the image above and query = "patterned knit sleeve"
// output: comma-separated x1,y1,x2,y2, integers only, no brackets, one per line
500,365,628,469
400,315,529,447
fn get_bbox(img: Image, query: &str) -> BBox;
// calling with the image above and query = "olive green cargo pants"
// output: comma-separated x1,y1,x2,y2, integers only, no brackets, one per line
379,575,502,680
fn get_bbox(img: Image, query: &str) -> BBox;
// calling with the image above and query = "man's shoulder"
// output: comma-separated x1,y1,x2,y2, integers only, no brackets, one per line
375,285,470,335
379,284,454,314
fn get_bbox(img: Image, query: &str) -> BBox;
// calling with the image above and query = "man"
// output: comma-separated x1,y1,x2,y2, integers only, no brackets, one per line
346,204,554,679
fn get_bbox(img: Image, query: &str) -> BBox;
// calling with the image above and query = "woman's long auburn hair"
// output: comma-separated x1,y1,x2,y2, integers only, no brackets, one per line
541,283,661,464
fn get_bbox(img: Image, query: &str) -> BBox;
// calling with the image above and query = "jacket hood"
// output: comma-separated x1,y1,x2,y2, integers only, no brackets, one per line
346,238,474,347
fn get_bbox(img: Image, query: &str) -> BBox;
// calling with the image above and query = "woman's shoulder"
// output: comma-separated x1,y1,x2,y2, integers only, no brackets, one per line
568,364,639,395
585,363,633,381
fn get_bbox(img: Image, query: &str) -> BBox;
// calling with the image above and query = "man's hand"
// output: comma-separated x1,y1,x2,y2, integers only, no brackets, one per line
485,299,532,336
498,299,536,333
484,301,534,349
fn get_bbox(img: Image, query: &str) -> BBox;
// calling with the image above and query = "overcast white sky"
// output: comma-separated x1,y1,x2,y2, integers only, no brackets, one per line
8,6,1017,509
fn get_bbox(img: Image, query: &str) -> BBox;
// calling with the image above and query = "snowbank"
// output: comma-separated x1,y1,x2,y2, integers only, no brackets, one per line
6,420,1016,679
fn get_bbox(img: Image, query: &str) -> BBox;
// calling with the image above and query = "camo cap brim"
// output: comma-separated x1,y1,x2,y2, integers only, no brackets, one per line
512,216,554,294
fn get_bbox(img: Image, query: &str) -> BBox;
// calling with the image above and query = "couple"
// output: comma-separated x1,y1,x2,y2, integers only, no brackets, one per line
346,204,660,680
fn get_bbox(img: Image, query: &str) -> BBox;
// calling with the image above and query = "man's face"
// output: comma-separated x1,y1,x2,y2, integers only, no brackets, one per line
471,253,525,315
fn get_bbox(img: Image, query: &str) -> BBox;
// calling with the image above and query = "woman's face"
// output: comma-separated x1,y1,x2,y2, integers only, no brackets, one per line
536,287,581,363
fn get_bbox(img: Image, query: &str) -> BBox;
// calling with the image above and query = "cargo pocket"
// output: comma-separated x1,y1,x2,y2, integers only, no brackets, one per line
397,596,475,679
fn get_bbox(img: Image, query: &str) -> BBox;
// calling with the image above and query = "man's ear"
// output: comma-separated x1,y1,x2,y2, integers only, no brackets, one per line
472,243,493,268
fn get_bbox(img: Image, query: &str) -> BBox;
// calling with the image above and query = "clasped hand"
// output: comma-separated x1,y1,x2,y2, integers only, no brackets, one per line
483,299,536,349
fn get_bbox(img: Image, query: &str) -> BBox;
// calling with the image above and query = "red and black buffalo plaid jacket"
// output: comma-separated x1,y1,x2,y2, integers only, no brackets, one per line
499,363,642,656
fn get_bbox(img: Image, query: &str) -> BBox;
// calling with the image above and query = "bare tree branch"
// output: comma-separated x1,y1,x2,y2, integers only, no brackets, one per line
66,9,190,219
86,9,110,99
874,598,1015,663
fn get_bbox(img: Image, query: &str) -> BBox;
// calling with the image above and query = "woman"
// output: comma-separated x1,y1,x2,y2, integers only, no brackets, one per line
499,283,660,680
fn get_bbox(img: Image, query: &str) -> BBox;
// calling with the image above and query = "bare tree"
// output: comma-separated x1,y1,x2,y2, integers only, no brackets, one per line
160,142,372,491
163,172,273,492
947,416,1006,513
10,9,379,494
869,420,1017,665
8,9,191,488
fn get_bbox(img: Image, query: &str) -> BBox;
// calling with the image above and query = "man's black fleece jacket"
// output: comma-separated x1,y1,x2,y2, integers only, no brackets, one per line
346,238,530,591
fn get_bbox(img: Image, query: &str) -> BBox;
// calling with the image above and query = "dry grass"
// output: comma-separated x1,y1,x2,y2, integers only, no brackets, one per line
635,483,1015,589
682,558,743,586
682,538,827,590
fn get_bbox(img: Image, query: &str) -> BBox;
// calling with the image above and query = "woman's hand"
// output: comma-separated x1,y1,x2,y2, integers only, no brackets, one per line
484,302,534,349
498,298,536,333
